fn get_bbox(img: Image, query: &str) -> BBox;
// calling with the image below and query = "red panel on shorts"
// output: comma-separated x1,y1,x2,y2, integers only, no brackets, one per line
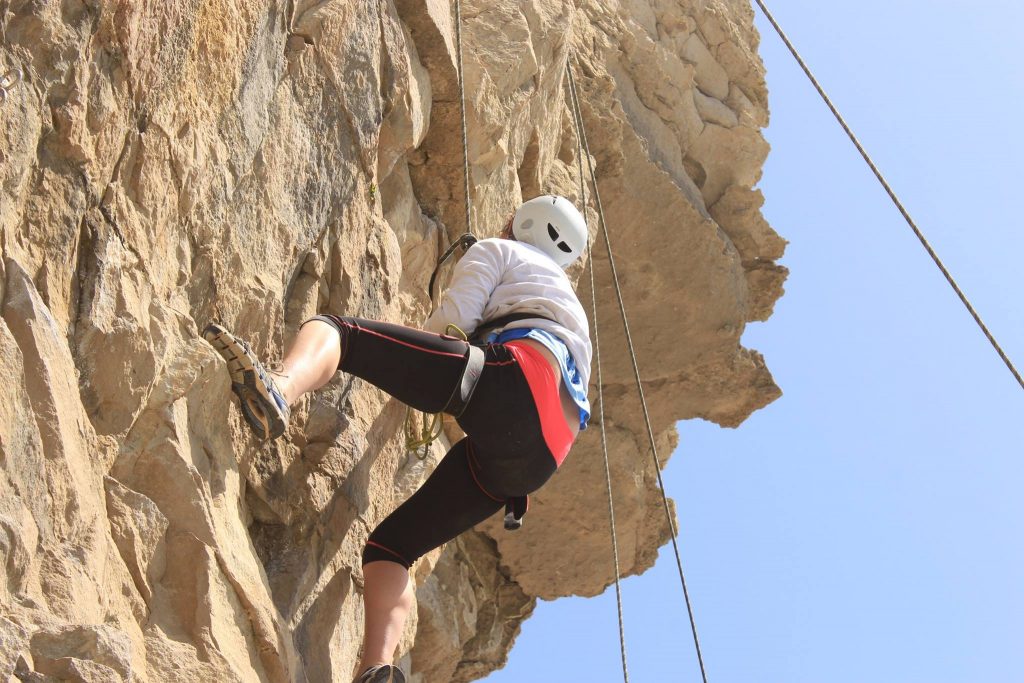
505,342,574,467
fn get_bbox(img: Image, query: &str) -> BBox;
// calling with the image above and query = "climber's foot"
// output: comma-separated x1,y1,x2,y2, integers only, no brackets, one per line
354,664,406,683
203,323,290,440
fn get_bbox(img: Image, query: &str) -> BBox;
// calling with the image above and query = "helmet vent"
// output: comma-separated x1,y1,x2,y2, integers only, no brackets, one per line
547,223,573,253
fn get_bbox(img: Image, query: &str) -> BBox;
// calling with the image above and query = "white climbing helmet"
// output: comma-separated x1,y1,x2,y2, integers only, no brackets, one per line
511,195,588,269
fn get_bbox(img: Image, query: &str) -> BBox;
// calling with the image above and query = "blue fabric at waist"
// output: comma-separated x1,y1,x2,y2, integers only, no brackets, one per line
489,327,590,430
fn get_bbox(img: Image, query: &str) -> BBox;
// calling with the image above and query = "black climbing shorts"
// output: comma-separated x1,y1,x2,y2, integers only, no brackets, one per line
305,314,563,568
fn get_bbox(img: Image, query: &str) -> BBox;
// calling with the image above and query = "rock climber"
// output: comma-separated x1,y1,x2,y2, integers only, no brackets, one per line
203,195,592,683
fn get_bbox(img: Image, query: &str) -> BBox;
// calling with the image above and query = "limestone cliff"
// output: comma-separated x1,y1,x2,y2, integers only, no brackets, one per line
0,0,785,680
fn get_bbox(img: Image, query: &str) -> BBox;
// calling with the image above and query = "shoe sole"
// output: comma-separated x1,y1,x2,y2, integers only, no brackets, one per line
203,323,287,440
360,666,405,683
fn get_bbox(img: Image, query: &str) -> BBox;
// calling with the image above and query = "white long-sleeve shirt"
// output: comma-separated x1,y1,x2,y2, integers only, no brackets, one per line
424,237,593,391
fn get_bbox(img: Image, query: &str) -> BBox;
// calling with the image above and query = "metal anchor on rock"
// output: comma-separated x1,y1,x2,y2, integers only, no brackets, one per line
0,67,23,103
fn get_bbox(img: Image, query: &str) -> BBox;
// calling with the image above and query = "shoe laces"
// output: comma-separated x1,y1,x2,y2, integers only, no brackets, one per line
236,336,286,397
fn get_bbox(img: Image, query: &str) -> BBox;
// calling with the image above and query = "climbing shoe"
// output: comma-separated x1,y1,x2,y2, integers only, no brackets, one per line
202,323,290,440
354,664,406,683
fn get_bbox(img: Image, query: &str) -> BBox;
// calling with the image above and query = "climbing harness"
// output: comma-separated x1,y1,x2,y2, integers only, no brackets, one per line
403,310,556,461
400,315,529,531
403,322,478,459
473,311,558,532
569,58,710,683
441,340,484,418
437,311,561,423
753,0,1024,392
467,310,556,344
0,67,22,103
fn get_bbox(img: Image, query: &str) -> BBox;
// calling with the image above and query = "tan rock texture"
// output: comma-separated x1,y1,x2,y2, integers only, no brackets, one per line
0,0,785,680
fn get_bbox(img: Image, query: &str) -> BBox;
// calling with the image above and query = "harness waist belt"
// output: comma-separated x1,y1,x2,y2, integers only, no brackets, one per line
468,311,556,344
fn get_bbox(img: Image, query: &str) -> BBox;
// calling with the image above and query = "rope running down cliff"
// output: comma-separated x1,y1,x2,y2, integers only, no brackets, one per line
567,63,631,683
410,0,479,456
753,0,1024,392
454,0,474,238
425,0,479,304
568,59,710,683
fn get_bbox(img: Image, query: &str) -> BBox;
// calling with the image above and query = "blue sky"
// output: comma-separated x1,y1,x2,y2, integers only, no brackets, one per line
483,2,1024,681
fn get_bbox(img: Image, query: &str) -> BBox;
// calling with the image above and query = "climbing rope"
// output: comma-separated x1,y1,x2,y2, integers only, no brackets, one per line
404,0,480,459
404,407,443,460
424,0,480,310
568,59,711,683
753,0,1024,392
453,0,474,237
425,0,479,308
427,232,478,303
567,63,630,683
423,0,479,312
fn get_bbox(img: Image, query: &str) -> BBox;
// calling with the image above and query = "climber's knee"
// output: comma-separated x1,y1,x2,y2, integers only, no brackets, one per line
362,539,412,570
301,314,354,368
302,314,349,339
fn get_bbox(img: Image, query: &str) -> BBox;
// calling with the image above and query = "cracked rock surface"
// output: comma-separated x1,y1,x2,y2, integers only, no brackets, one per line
0,0,785,680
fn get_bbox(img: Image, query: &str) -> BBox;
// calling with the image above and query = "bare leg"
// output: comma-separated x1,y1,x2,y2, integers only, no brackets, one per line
275,320,342,405
356,561,414,675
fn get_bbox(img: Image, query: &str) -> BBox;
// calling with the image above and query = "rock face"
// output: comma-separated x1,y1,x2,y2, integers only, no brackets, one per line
0,0,785,680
